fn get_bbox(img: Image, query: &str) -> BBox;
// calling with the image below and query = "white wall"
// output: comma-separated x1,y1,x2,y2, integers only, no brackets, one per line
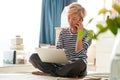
0,0,42,64
96,30,115,73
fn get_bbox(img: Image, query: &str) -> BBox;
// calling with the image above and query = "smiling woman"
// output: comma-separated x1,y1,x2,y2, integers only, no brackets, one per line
0,0,42,65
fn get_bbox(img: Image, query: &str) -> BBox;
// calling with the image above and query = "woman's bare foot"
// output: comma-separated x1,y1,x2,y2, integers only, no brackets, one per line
32,71,50,76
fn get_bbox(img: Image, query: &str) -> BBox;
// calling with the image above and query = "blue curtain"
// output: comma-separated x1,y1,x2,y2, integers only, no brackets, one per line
39,0,77,45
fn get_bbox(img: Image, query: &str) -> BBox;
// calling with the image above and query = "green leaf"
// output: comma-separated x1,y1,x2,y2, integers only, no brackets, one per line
96,23,104,30
106,17,118,35
93,34,97,40
98,7,109,15
88,30,94,39
115,16,120,28
77,30,85,39
97,26,108,35
88,18,93,23
86,18,94,27
87,30,97,40
112,4,120,14
96,23,108,34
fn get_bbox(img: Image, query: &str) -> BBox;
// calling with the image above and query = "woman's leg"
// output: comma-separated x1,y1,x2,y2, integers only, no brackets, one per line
54,59,87,78
29,53,86,77
29,53,57,74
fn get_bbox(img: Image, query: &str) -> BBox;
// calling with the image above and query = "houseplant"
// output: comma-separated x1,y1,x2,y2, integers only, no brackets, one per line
88,3,120,80
88,3,120,38
92,4,120,80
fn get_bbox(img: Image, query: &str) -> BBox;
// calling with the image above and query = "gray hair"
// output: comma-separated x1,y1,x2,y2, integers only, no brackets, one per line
68,2,86,21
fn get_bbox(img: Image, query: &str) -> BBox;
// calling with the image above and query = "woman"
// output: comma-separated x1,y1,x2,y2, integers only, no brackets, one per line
29,2,91,78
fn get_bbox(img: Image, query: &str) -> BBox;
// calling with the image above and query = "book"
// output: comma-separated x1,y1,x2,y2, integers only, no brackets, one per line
3,50,16,64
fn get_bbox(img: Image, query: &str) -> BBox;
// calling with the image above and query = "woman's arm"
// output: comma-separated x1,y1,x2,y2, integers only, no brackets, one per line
75,21,84,53
75,30,83,53
75,30,92,53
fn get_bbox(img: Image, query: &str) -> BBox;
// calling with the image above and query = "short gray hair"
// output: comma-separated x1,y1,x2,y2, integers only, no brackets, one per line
68,2,86,21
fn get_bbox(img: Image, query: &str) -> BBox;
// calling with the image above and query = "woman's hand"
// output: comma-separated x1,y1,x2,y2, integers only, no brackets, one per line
75,21,83,32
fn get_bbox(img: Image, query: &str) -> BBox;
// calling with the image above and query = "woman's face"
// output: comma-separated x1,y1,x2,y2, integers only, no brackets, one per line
68,13,80,29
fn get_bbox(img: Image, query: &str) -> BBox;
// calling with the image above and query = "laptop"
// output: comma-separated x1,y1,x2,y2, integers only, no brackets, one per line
35,48,69,64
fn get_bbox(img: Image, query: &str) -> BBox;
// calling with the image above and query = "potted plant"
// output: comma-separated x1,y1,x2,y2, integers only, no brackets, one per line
88,3,120,80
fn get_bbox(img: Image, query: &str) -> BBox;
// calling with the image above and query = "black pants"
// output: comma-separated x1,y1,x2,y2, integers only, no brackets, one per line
29,53,87,78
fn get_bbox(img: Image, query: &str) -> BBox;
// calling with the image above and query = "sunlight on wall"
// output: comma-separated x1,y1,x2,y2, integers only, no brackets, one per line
0,0,42,64
78,0,112,31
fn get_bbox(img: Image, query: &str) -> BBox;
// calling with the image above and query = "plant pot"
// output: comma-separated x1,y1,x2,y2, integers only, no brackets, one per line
110,29,120,80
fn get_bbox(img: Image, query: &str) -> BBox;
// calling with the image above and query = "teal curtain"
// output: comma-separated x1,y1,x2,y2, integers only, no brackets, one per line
39,0,77,45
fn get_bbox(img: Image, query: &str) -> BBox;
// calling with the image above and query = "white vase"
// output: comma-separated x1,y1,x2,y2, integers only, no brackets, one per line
110,29,120,80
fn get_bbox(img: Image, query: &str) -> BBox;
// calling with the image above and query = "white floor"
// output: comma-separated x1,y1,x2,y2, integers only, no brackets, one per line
0,64,109,80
